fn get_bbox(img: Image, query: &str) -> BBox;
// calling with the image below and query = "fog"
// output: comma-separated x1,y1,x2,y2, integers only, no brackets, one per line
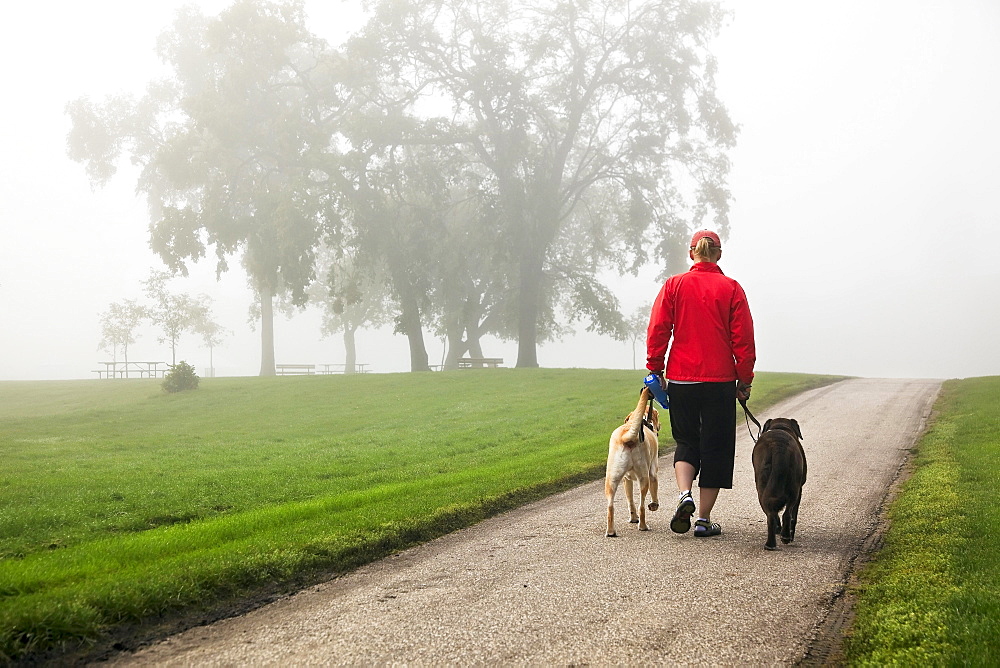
1,1,998,382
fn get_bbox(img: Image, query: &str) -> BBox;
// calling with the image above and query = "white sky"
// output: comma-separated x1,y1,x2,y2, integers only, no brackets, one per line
1,1,998,381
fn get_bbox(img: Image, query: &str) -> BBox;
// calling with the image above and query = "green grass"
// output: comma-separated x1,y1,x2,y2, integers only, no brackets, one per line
846,376,1000,666
0,369,840,661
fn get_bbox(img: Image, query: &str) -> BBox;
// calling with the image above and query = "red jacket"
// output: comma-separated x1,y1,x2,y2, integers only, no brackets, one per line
646,262,755,385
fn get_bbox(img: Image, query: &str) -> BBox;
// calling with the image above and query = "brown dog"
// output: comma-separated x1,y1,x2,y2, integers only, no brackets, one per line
605,388,660,537
751,418,807,550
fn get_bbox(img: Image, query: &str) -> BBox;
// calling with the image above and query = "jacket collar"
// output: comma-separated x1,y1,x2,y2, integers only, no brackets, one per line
689,262,724,275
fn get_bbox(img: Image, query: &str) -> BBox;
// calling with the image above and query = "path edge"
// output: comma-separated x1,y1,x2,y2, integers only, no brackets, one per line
797,380,942,666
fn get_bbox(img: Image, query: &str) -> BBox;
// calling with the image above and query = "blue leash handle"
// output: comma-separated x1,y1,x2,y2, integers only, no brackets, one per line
643,373,669,409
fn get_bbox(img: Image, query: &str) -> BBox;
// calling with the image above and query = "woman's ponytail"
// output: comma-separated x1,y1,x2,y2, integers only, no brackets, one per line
692,237,722,262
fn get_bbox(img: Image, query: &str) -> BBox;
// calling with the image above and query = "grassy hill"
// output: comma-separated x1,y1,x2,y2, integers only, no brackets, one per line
0,369,841,661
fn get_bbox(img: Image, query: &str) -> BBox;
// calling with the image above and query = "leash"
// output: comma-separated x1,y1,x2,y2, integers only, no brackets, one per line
643,402,657,435
739,397,762,443
638,399,657,443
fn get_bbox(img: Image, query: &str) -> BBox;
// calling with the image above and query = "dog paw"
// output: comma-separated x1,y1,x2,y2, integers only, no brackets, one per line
647,502,659,511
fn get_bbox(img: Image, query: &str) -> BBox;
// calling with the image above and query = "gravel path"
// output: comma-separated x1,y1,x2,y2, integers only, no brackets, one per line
111,377,941,666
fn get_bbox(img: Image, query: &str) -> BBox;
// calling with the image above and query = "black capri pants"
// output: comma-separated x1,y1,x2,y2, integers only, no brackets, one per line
667,381,738,489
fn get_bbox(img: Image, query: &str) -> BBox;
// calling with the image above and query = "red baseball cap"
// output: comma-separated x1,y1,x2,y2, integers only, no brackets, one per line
689,230,721,249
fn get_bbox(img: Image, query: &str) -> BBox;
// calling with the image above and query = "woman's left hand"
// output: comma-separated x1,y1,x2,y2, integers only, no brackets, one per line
736,382,751,401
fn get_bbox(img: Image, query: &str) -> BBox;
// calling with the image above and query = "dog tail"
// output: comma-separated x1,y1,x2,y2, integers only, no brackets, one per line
622,387,652,447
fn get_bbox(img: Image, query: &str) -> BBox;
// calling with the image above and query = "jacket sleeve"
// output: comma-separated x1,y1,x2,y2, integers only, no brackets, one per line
646,280,674,372
730,282,756,385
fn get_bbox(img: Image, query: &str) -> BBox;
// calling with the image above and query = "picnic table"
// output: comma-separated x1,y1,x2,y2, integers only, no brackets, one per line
92,361,169,379
276,364,316,375
317,363,370,374
457,357,504,369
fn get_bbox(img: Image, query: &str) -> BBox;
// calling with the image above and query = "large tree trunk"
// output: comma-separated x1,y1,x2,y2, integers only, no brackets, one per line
465,311,485,359
515,252,543,368
397,286,430,372
343,326,357,374
259,284,276,376
506,174,559,369
444,327,466,370
444,294,487,370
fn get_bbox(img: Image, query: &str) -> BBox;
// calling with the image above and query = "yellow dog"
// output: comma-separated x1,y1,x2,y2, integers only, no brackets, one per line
605,388,660,537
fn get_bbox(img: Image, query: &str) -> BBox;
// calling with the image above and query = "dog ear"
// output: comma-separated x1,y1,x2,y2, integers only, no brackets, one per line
792,419,803,440
762,418,773,432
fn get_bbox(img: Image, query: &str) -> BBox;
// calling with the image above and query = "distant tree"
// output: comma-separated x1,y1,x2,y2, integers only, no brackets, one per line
366,190,439,373
142,271,205,366
370,146,456,371
98,300,148,372
66,0,338,376
191,296,229,378
354,0,735,367
334,130,462,372
328,78,521,371
311,247,392,373
426,197,519,369
624,303,653,370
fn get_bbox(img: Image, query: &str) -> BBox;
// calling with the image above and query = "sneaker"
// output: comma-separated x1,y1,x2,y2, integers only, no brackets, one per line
693,519,722,537
670,492,696,534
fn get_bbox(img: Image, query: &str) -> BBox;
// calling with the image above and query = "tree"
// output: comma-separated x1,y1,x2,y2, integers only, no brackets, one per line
191,302,229,378
624,303,652,370
357,162,441,373
354,0,735,367
333,120,467,372
311,246,392,373
97,299,148,373
425,196,519,369
142,271,206,365
325,64,525,370
67,0,337,376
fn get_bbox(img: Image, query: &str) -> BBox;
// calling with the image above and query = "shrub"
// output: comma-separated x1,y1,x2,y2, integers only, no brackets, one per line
162,361,199,393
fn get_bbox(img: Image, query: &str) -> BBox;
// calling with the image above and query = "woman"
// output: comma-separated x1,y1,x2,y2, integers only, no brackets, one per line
646,230,755,538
